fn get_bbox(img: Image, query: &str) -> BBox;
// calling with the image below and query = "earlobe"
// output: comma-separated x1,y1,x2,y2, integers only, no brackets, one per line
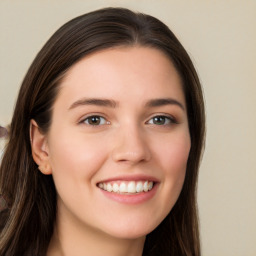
38,163,52,175
30,119,52,175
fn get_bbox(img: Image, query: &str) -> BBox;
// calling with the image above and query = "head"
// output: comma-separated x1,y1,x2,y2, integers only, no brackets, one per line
0,7,205,256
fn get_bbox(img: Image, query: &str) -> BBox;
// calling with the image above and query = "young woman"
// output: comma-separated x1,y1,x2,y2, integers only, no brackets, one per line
0,7,205,256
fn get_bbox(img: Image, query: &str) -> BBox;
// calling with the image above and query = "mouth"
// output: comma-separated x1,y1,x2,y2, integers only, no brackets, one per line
97,180,155,194
96,175,159,204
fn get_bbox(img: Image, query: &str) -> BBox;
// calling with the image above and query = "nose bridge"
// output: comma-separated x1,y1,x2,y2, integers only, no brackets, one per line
111,121,151,163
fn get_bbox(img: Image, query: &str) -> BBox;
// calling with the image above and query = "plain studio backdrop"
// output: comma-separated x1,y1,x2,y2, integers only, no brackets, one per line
0,1,255,255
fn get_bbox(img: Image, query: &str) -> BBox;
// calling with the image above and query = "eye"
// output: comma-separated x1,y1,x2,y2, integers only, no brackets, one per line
82,115,109,126
147,115,176,126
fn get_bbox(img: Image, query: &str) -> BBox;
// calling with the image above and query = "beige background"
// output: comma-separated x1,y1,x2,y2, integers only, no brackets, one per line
0,1,255,255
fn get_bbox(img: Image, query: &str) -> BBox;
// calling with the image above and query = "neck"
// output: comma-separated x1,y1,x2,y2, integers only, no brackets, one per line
47,212,145,256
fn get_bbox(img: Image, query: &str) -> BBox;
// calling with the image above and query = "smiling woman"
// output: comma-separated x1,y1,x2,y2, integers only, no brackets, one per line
0,7,205,256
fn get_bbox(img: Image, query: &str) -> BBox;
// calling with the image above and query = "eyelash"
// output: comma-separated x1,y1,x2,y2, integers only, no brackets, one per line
79,114,177,127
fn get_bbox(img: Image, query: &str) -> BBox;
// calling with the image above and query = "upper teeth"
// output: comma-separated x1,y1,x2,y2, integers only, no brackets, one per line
98,181,154,193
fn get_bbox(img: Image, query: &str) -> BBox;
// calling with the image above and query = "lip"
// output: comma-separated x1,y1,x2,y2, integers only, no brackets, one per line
97,175,159,205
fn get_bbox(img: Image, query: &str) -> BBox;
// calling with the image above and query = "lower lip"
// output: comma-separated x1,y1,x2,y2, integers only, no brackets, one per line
98,183,159,205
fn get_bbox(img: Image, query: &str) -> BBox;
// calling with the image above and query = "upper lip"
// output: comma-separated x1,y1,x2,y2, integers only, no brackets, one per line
97,174,160,184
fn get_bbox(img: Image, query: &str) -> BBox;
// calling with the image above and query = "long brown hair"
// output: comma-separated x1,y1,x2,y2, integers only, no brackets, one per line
0,7,205,255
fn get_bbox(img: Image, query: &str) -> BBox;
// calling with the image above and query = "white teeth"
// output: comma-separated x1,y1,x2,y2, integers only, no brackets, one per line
127,181,136,193
143,181,148,192
148,181,153,190
136,182,143,193
107,183,112,192
112,183,119,192
119,182,127,193
98,180,154,194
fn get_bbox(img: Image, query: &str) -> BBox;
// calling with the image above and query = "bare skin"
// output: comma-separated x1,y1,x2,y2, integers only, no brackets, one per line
30,46,190,256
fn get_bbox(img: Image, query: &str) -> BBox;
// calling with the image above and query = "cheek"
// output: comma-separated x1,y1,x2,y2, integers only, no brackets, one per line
167,142,190,174
155,132,191,175
146,132,190,225
47,132,109,184
155,132,191,196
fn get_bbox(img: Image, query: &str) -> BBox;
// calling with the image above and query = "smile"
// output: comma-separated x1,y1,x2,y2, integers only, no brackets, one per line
97,181,154,194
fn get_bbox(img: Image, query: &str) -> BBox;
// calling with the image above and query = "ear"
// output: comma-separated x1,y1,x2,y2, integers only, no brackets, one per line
30,119,52,175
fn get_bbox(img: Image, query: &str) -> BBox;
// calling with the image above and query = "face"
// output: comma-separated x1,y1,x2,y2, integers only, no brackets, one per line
43,47,190,239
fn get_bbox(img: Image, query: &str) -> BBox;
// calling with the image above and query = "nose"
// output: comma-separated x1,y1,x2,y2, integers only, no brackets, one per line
111,124,151,164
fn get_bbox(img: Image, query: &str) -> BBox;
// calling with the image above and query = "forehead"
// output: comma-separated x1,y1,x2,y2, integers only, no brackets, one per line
55,46,185,107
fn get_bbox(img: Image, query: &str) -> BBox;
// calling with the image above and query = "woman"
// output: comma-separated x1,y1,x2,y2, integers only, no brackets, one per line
0,7,205,256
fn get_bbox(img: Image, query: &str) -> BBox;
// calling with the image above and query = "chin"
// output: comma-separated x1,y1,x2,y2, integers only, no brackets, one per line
100,217,162,240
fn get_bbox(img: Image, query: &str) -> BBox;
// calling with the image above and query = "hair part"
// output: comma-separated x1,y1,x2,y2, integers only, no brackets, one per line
0,7,205,255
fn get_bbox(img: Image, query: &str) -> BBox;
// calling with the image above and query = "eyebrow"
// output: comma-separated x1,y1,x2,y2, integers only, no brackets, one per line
145,98,185,110
69,98,117,110
69,97,184,110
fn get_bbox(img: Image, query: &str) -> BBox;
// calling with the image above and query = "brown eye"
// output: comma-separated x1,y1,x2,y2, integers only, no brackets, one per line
83,116,107,125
